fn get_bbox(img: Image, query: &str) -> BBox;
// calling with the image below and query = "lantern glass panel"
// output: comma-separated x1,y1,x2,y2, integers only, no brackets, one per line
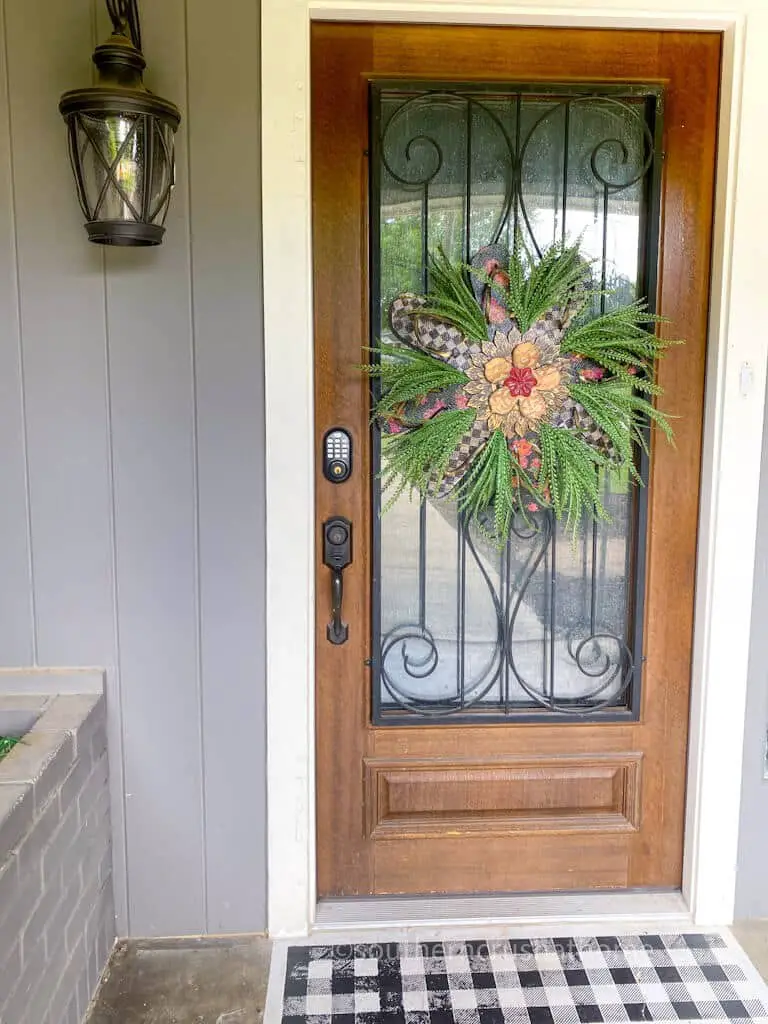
76,113,145,221
148,120,175,224
73,113,175,226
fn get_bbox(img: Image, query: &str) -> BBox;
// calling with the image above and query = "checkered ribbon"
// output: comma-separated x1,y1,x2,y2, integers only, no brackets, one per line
386,259,617,483
555,398,617,459
431,419,490,498
390,295,481,372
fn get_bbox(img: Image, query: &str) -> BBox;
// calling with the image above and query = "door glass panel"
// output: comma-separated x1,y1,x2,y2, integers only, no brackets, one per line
370,84,662,723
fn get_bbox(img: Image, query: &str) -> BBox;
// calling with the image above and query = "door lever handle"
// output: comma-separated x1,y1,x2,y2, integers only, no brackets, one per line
323,517,352,645
329,566,347,645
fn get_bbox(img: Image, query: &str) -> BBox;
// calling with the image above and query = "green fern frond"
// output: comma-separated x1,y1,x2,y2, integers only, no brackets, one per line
577,359,663,396
563,302,677,363
569,381,641,478
380,409,477,507
420,248,489,341
621,388,676,446
603,369,663,396
456,429,541,544
563,302,680,403
570,379,675,457
504,235,593,332
538,423,609,530
0,737,18,761
363,343,468,418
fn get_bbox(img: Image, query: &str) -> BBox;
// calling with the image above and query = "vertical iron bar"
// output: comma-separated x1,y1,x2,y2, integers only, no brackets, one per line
422,182,429,292
561,102,570,245
369,86,384,723
461,100,471,707
623,486,634,638
504,538,511,711
456,517,462,705
600,183,609,313
418,180,429,635
459,518,467,708
627,91,663,719
590,518,599,636
542,535,550,701
591,179,610,645
512,93,522,243
418,502,427,632
549,518,557,702
581,513,589,622
498,541,506,711
465,98,473,263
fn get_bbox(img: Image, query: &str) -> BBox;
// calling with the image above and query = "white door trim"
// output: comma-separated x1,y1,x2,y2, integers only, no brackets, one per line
262,2,754,938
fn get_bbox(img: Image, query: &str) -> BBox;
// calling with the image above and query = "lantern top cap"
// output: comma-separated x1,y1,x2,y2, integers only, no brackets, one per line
93,28,147,76
58,0,181,128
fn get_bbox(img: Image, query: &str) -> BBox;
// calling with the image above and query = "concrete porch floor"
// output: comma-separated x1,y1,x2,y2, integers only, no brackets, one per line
734,922,768,981
85,935,271,1024
83,923,768,1023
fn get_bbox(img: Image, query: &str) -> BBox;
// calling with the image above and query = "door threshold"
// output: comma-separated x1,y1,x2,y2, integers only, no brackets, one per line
315,891,691,932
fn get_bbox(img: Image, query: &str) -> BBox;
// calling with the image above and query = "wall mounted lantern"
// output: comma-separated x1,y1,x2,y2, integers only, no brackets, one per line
59,0,181,246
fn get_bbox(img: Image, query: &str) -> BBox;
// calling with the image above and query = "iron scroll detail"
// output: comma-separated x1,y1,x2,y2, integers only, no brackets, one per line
371,83,662,722
377,511,634,719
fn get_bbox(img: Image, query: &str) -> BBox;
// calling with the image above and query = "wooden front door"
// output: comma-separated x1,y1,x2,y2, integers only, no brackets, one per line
312,24,719,898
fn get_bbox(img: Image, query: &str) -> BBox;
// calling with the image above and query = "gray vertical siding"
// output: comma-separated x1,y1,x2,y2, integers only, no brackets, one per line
736,375,768,919
186,0,267,935
0,0,34,669
0,0,266,936
7,0,115,671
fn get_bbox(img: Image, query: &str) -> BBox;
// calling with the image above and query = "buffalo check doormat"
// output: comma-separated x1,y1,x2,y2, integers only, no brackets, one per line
281,934,768,1024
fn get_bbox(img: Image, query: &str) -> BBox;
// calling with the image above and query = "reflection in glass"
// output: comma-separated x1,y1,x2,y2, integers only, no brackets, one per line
73,113,175,227
372,85,661,721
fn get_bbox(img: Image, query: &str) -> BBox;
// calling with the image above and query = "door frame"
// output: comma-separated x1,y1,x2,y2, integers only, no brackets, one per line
262,2,753,937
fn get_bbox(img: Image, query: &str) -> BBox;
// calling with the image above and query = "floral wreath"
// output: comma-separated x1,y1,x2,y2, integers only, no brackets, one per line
365,239,676,544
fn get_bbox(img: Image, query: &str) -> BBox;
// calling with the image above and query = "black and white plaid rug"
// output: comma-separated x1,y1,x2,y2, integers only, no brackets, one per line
281,934,768,1023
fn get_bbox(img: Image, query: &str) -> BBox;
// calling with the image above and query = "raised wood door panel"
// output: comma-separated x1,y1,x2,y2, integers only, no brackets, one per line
312,24,720,897
364,754,644,838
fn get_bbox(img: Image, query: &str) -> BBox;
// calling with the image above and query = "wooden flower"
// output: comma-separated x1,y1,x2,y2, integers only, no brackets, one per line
464,328,570,438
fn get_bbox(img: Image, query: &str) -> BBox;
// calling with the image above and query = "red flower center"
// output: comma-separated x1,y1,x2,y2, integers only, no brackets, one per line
503,366,537,397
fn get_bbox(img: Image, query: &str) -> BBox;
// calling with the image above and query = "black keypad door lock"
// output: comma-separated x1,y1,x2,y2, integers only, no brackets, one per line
323,429,352,483
323,517,352,645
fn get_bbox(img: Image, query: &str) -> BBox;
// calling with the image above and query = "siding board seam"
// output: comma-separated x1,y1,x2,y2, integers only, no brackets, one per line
101,251,130,937
93,0,130,940
182,0,209,933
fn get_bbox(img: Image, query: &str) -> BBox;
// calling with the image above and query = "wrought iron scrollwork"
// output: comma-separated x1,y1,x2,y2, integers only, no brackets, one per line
380,88,656,259
373,83,661,722
379,510,634,718
381,93,517,249
106,0,142,51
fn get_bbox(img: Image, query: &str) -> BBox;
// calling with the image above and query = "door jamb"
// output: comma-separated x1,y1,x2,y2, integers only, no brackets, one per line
262,3,750,937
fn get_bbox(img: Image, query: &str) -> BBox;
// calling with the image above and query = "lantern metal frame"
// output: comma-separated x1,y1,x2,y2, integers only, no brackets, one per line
59,0,181,246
